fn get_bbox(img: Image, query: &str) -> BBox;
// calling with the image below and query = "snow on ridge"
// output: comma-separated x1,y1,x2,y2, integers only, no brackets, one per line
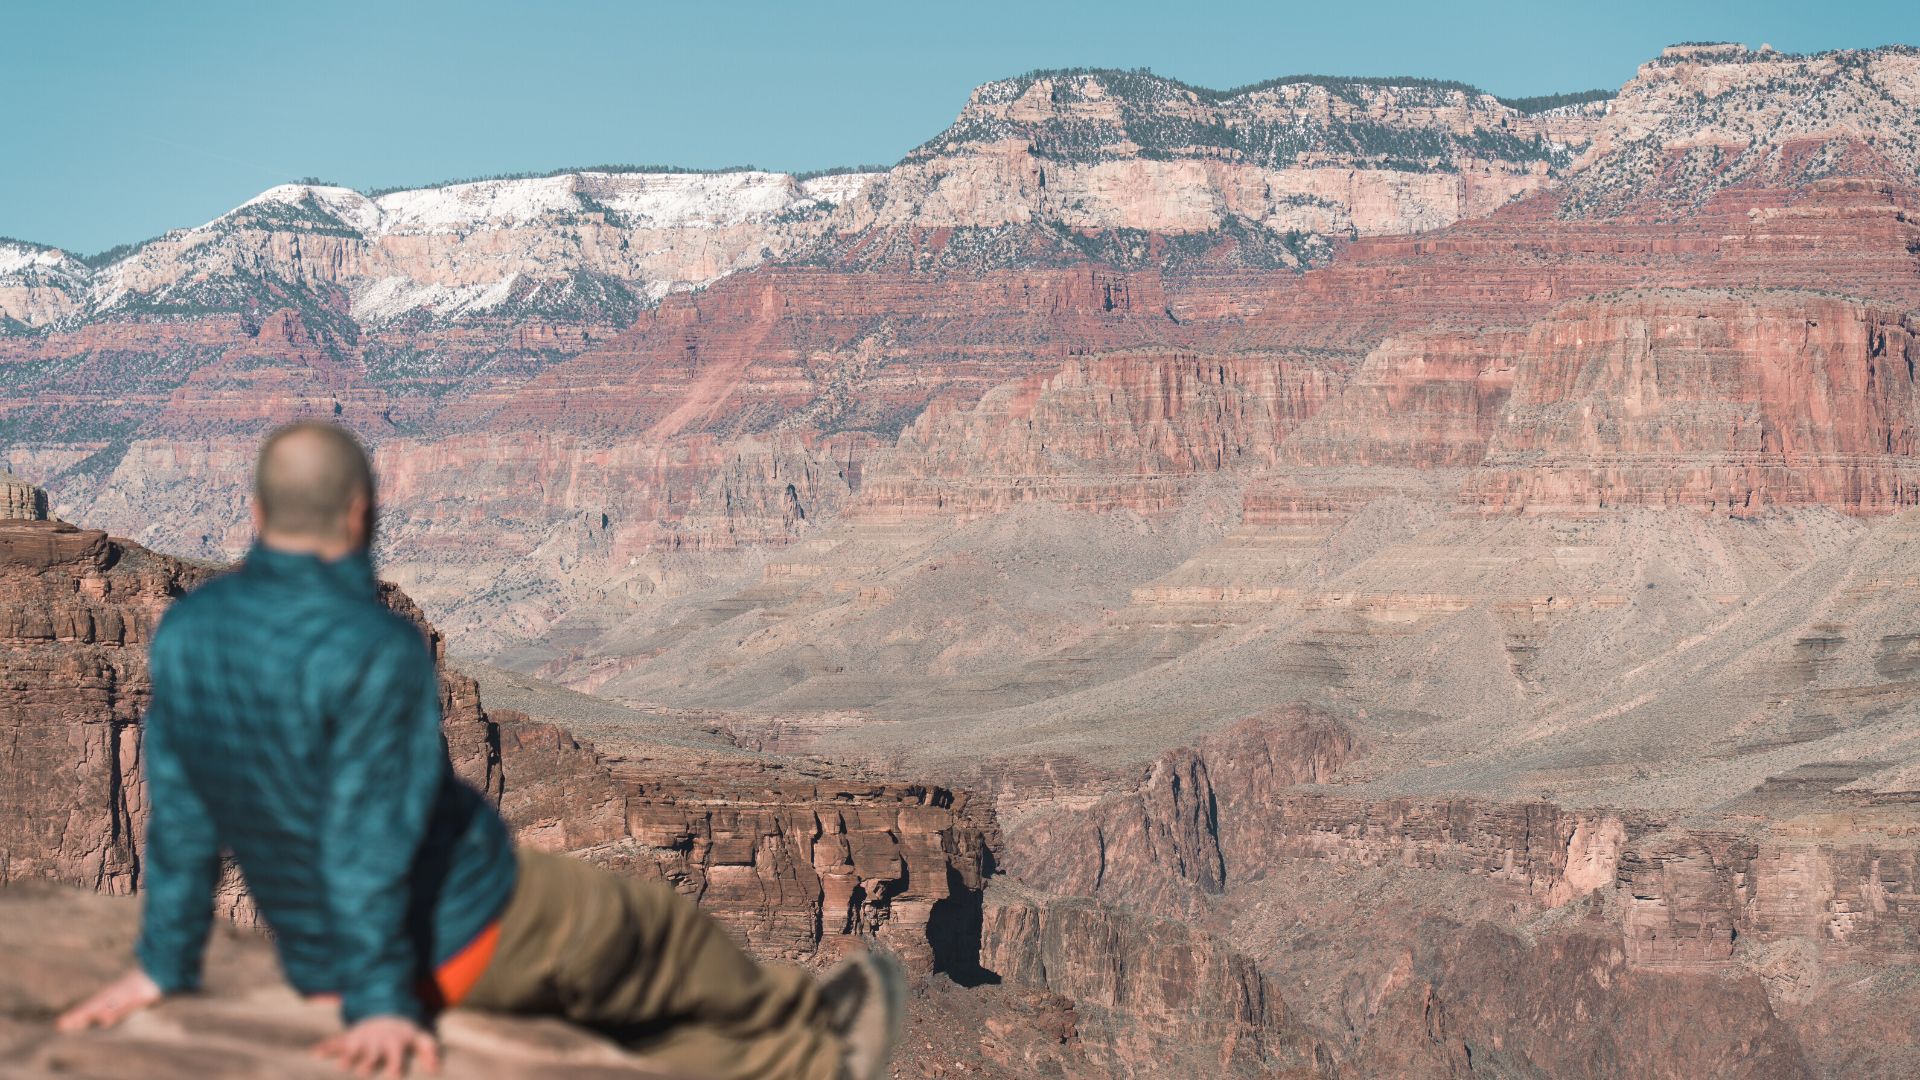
374,175,589,233
579,171,810,227
798,172,880,204
350,273,528,323
351,269,669,325
231,183,383,234
177,169,878,242
64,165,887,324
0,241,86,279
370,170,854,234
84,166,885,274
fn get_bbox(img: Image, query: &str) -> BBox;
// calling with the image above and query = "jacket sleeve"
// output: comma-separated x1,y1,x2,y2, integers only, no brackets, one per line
319,621,447,1025
134,675,223,992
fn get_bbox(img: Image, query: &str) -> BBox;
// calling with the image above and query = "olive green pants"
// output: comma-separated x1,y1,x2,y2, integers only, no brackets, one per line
461,850,844,1080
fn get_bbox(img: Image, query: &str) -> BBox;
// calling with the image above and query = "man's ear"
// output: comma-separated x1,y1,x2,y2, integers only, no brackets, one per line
346,491,374,551
251,501,266,537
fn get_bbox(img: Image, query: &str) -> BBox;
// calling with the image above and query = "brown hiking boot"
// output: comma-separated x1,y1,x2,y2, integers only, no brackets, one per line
820,948,907,1080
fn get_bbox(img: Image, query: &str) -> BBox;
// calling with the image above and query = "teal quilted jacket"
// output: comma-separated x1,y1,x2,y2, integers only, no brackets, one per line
135,544,516,1024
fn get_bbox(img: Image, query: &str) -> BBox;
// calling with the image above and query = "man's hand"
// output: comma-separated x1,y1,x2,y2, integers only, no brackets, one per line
55,968,164,1033
312,1016,441,1078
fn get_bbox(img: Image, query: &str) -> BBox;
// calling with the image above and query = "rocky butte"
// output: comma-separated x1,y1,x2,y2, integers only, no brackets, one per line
6,39,1920,1078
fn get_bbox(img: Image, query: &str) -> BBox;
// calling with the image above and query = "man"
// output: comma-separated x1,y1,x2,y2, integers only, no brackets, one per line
56,422,903,1079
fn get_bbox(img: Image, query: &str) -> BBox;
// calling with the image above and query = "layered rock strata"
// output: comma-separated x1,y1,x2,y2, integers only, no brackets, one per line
0,520,207,890
1,470,45,520
1563,44,1920,217
0,519,522,889
828,68,1606,268
1273,288,1920,514
984,705,1918,1076
851,350,1346,519
1466,291,1920,513
603,765,995,976
1002,708,1631,915
1618,816,1920,970
977,890,1331,1078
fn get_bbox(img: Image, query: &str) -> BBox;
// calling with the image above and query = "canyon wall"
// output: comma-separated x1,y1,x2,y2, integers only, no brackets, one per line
832,68,1604,262
1564,44,1920,217
1618,821,1920,969
607,766,994,977
978,891,1331,1078
0,519,205,891
1467,291,1920,513
0,515,517,890
2,469,47,519
852,350,1346,519
980,705,1917,1077
5,49,1919,663
1000,708,1634,917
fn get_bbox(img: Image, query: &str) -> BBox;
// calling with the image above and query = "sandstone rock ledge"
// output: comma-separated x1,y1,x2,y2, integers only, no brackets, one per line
0,883,701,1079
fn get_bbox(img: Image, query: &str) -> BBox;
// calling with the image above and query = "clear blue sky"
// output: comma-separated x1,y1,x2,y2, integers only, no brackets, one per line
7,0,1916,254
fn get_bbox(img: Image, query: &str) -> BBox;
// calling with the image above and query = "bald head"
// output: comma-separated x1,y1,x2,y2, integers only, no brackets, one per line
253,423,376,549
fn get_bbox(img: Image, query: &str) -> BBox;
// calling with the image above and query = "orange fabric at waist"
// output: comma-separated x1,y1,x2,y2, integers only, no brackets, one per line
423,919,501,1010
306,919,502,1014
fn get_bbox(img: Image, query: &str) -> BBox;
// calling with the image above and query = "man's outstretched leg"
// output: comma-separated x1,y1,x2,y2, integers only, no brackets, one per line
461,850,898,1080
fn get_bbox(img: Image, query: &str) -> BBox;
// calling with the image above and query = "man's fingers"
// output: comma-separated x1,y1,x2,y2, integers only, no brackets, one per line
54,970,163,1035
55,993,109,1032
52,1004,92,1033
311,1020,433,1078
56,993,125,1033
358,1039,391,1079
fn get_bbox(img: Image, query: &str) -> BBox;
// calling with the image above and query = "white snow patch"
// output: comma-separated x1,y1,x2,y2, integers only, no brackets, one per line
350,273,524,322
798,172,881,205
372,170,845,234
236,184,384,233
182,171,874,243
0,242,86,279
76,165,891,323
351,275,457,323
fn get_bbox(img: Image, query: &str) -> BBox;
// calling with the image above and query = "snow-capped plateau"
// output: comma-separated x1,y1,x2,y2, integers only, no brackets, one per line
4,168,882,330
